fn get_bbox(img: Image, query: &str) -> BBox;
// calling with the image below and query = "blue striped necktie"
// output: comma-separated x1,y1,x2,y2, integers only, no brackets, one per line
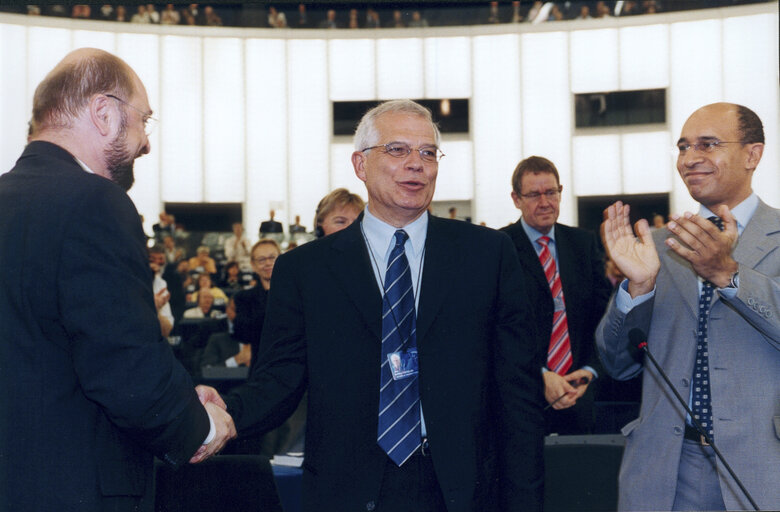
377,230,421,466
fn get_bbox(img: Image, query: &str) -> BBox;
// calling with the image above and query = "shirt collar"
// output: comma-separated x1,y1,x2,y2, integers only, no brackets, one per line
74,156,95,174
520,217,556,245
362,206,428,258
698,192,758,235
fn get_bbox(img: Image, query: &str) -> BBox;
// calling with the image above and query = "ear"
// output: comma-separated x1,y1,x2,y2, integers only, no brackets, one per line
511,191,522,209
745,142,764,171
88,94,115,137
352,151,367,183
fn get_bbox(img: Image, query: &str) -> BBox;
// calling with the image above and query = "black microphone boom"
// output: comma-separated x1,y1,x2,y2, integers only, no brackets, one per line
627,328,760,511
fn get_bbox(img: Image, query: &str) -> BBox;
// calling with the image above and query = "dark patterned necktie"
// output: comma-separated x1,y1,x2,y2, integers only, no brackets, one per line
691,216,724,439
377,230,420,466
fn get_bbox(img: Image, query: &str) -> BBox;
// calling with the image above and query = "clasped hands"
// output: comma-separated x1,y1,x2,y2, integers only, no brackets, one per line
189,385,237,464
601,201,739,296
543,369,592,410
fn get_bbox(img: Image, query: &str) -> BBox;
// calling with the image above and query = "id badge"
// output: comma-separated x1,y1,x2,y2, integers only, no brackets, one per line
387,349,418,381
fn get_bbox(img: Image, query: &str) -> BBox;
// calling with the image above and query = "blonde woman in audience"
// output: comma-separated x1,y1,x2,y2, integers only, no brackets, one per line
313,188,365,238
188,273,228,304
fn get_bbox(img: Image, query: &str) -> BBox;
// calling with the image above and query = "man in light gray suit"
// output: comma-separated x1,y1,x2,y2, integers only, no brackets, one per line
596,102,779,511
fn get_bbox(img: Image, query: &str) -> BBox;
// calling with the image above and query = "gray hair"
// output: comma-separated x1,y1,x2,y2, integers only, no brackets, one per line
353,99,441,151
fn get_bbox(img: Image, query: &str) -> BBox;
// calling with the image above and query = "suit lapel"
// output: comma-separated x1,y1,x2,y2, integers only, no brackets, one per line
327,218,383,341
732,199,780,269
507,221,549,292
415,216,458,344
554,225,579,300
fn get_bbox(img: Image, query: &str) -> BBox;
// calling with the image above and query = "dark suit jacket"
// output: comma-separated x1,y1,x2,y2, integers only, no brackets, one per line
233,284,268,368
225,214,545,512
259,219,283,234
201,331,241,367
500,221,611,432
0,142,209,512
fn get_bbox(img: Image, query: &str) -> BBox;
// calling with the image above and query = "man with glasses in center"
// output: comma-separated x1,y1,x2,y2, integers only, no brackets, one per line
500,156,612,436
224,99,544,511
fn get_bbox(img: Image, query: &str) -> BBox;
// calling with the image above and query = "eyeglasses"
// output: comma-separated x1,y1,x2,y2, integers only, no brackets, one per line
519,186,562,201
252,255,277,265
676,140,743,155
361,142,445,163
106,94,158,135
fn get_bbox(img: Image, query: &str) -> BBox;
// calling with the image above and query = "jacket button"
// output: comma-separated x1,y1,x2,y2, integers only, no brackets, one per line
673,426,683,435
681,378,689,387
366,501,376,511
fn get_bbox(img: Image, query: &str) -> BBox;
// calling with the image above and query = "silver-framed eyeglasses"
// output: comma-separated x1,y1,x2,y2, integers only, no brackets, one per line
252,255,277,265
519,186,562,201
106,94,158,135
676,140,743,155
361,142,445,163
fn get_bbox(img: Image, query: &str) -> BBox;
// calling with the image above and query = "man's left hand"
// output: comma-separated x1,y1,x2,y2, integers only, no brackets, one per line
543,369,592,410
664,205,739,288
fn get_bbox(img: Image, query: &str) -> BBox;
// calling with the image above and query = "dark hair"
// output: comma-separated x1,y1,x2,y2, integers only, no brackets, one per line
511,156,560,195
736,104,764,144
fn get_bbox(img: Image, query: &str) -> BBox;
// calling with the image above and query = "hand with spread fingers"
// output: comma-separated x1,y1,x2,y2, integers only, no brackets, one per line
601,200,661,297
663,205,739,288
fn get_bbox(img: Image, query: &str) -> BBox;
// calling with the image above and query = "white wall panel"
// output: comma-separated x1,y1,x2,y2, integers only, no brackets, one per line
72,29,115,53
572,135,621,196
118,34,161,231
203,38,245,203
570,29,618,93
473,34,521,228
521,31,574,224
0,23,27,175
424,37,471,99
245,38,287,238
160,35,203,202
330,142,363,194
27,27,72,111
619,24,669,90
434,140,473,201
288,39,329,229
723,13,779,207
329,39,375,100
621,131,673,194
377,38,424,99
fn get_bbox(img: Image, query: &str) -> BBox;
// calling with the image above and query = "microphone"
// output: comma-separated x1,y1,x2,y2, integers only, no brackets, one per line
627,329,760,511
544,376,590,411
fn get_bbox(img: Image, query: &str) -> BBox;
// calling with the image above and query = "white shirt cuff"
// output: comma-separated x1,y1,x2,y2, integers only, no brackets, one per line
203,411,216,445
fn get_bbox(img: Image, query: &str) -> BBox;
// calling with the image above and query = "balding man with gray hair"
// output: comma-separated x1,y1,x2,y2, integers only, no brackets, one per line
0,48,235,511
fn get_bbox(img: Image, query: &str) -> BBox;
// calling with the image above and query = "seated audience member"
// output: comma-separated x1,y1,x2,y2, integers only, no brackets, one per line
313,188,365,238
407,10,429,28
97,4,114,21
131,5,151,23
188,245,217,275
146,3,160,23
224,222,252,271
365,8,381,28
163,234,184,263
183,289,221,319
268,6,287,27
289,215,306,234
220,261,244,296
319,9,338,29
258,209,284,240
114,6,128,22
387,9,405,28
153,212,176,241
203,5,222,26
200,299,251,368
189,273,228,304
233,239,280,367
150,245,186,324
150,256,174,338
160,3,180,24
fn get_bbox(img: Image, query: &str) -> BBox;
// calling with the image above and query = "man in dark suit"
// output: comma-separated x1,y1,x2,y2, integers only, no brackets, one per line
224,100,544,511
259,209,284,237
0,48,234,512
500,156,611,435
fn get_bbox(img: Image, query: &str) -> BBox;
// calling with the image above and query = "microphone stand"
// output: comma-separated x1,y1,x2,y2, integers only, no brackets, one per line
637,341,760,511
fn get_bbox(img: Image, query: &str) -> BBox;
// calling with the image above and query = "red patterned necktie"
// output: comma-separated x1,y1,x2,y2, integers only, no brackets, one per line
538,236,572,375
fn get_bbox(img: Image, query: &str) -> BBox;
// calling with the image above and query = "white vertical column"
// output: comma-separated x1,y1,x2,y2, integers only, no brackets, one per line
0,23,28,174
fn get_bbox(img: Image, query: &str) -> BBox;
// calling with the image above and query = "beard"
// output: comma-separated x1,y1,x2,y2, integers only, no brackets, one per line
103,113,136,192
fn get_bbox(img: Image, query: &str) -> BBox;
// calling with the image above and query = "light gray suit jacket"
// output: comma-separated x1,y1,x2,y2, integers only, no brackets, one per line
596,198,780,511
